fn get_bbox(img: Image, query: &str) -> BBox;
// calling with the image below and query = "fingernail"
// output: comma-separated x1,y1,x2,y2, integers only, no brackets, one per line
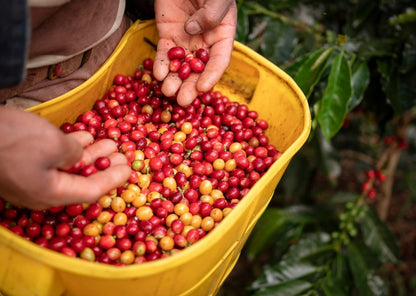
186,21,202,35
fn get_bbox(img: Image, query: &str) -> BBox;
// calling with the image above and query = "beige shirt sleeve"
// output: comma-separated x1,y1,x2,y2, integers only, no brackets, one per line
27,0,125,69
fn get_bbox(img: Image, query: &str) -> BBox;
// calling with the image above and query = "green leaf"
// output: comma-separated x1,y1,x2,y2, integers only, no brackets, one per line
347,242,373,296
245,208,288,260
261,18,297,66
245,205,323,261
279,153,313,203
294,47,334,98
283,53,311,78
282,232,332,263
253,279,312,296
332,251,352,284
347,242,388,296
367,274,389,296
389,8,416,25
360,206,401,264
321,250,355,295
235,3,250,43
348,62,370,112
378,58,416,116
249,234,329,292
249,233,336,295
321,275,349,296
279,205,322,224
251,261,318,290
317,50,352,140
269,224,305,261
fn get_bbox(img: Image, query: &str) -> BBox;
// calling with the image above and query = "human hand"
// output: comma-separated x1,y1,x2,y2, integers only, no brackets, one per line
0,107,131,210
153,0,237,106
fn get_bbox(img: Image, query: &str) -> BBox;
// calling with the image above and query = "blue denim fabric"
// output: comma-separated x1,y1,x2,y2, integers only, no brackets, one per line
0,0,29,88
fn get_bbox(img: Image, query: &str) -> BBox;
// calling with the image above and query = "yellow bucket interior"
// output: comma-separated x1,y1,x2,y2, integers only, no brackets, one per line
0,20,311,296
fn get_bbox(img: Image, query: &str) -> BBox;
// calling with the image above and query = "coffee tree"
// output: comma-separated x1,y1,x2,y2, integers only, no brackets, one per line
220,0,416,295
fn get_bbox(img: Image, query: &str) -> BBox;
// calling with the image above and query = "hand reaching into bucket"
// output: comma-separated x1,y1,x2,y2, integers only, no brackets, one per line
153,0,237,106
0,107,131,210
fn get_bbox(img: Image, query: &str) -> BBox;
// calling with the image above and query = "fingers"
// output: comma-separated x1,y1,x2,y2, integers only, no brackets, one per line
154,1,237,106
153,38,176,82
196,38,234,93
66,130,94,147
61,134,125,170
108,152,128,167
159,51,230,106
56,132,118,171
176,75,200,106
160,72,183,97
185,0,235,34
160,39,234,106
52,131,92,170
161,71,200,106
49,139,131,207
53,164,131,206
79,138,118,166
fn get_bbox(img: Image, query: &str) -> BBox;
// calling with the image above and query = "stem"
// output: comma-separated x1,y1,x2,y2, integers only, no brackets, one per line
244,1,313,33
376,110,414,220
377,149,401,220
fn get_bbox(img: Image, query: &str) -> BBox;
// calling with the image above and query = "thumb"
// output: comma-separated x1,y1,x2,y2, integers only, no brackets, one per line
184,0,234,35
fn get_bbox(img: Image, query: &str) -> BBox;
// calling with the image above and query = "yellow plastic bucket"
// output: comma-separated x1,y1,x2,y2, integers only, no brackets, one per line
0,20,311,296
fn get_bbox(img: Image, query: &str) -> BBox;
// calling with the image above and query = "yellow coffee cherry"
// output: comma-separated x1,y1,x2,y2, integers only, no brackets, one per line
190,215,202,229
201,216,215,232
180,212,193,225
210,208,224,222
159,236,175,251
166,213,179,227
132,193,147,207
111,196,126,212
113,212,128,225
121,189,136,203
199,179,213,195
229,142,243,153
136,206,153,221
174,203,189,216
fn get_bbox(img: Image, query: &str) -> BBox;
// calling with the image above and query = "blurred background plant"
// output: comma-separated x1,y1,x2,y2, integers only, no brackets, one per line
219,0,416,295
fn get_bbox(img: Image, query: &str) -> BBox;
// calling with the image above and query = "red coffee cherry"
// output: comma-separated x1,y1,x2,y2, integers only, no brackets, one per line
189,58,205,73
168,46,186,60
196,48,210,63
178,63,192,80
169,59,182,73
95,157,111,170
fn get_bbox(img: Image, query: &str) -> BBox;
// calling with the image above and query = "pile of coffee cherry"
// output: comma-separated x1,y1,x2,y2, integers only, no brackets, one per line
0,47,281,266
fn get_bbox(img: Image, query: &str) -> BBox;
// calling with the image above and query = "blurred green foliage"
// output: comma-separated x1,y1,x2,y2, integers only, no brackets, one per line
220,0,416,295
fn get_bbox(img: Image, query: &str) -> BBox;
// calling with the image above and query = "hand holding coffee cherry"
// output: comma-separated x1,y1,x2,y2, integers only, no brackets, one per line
153,0,237,106
0,107,131,210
